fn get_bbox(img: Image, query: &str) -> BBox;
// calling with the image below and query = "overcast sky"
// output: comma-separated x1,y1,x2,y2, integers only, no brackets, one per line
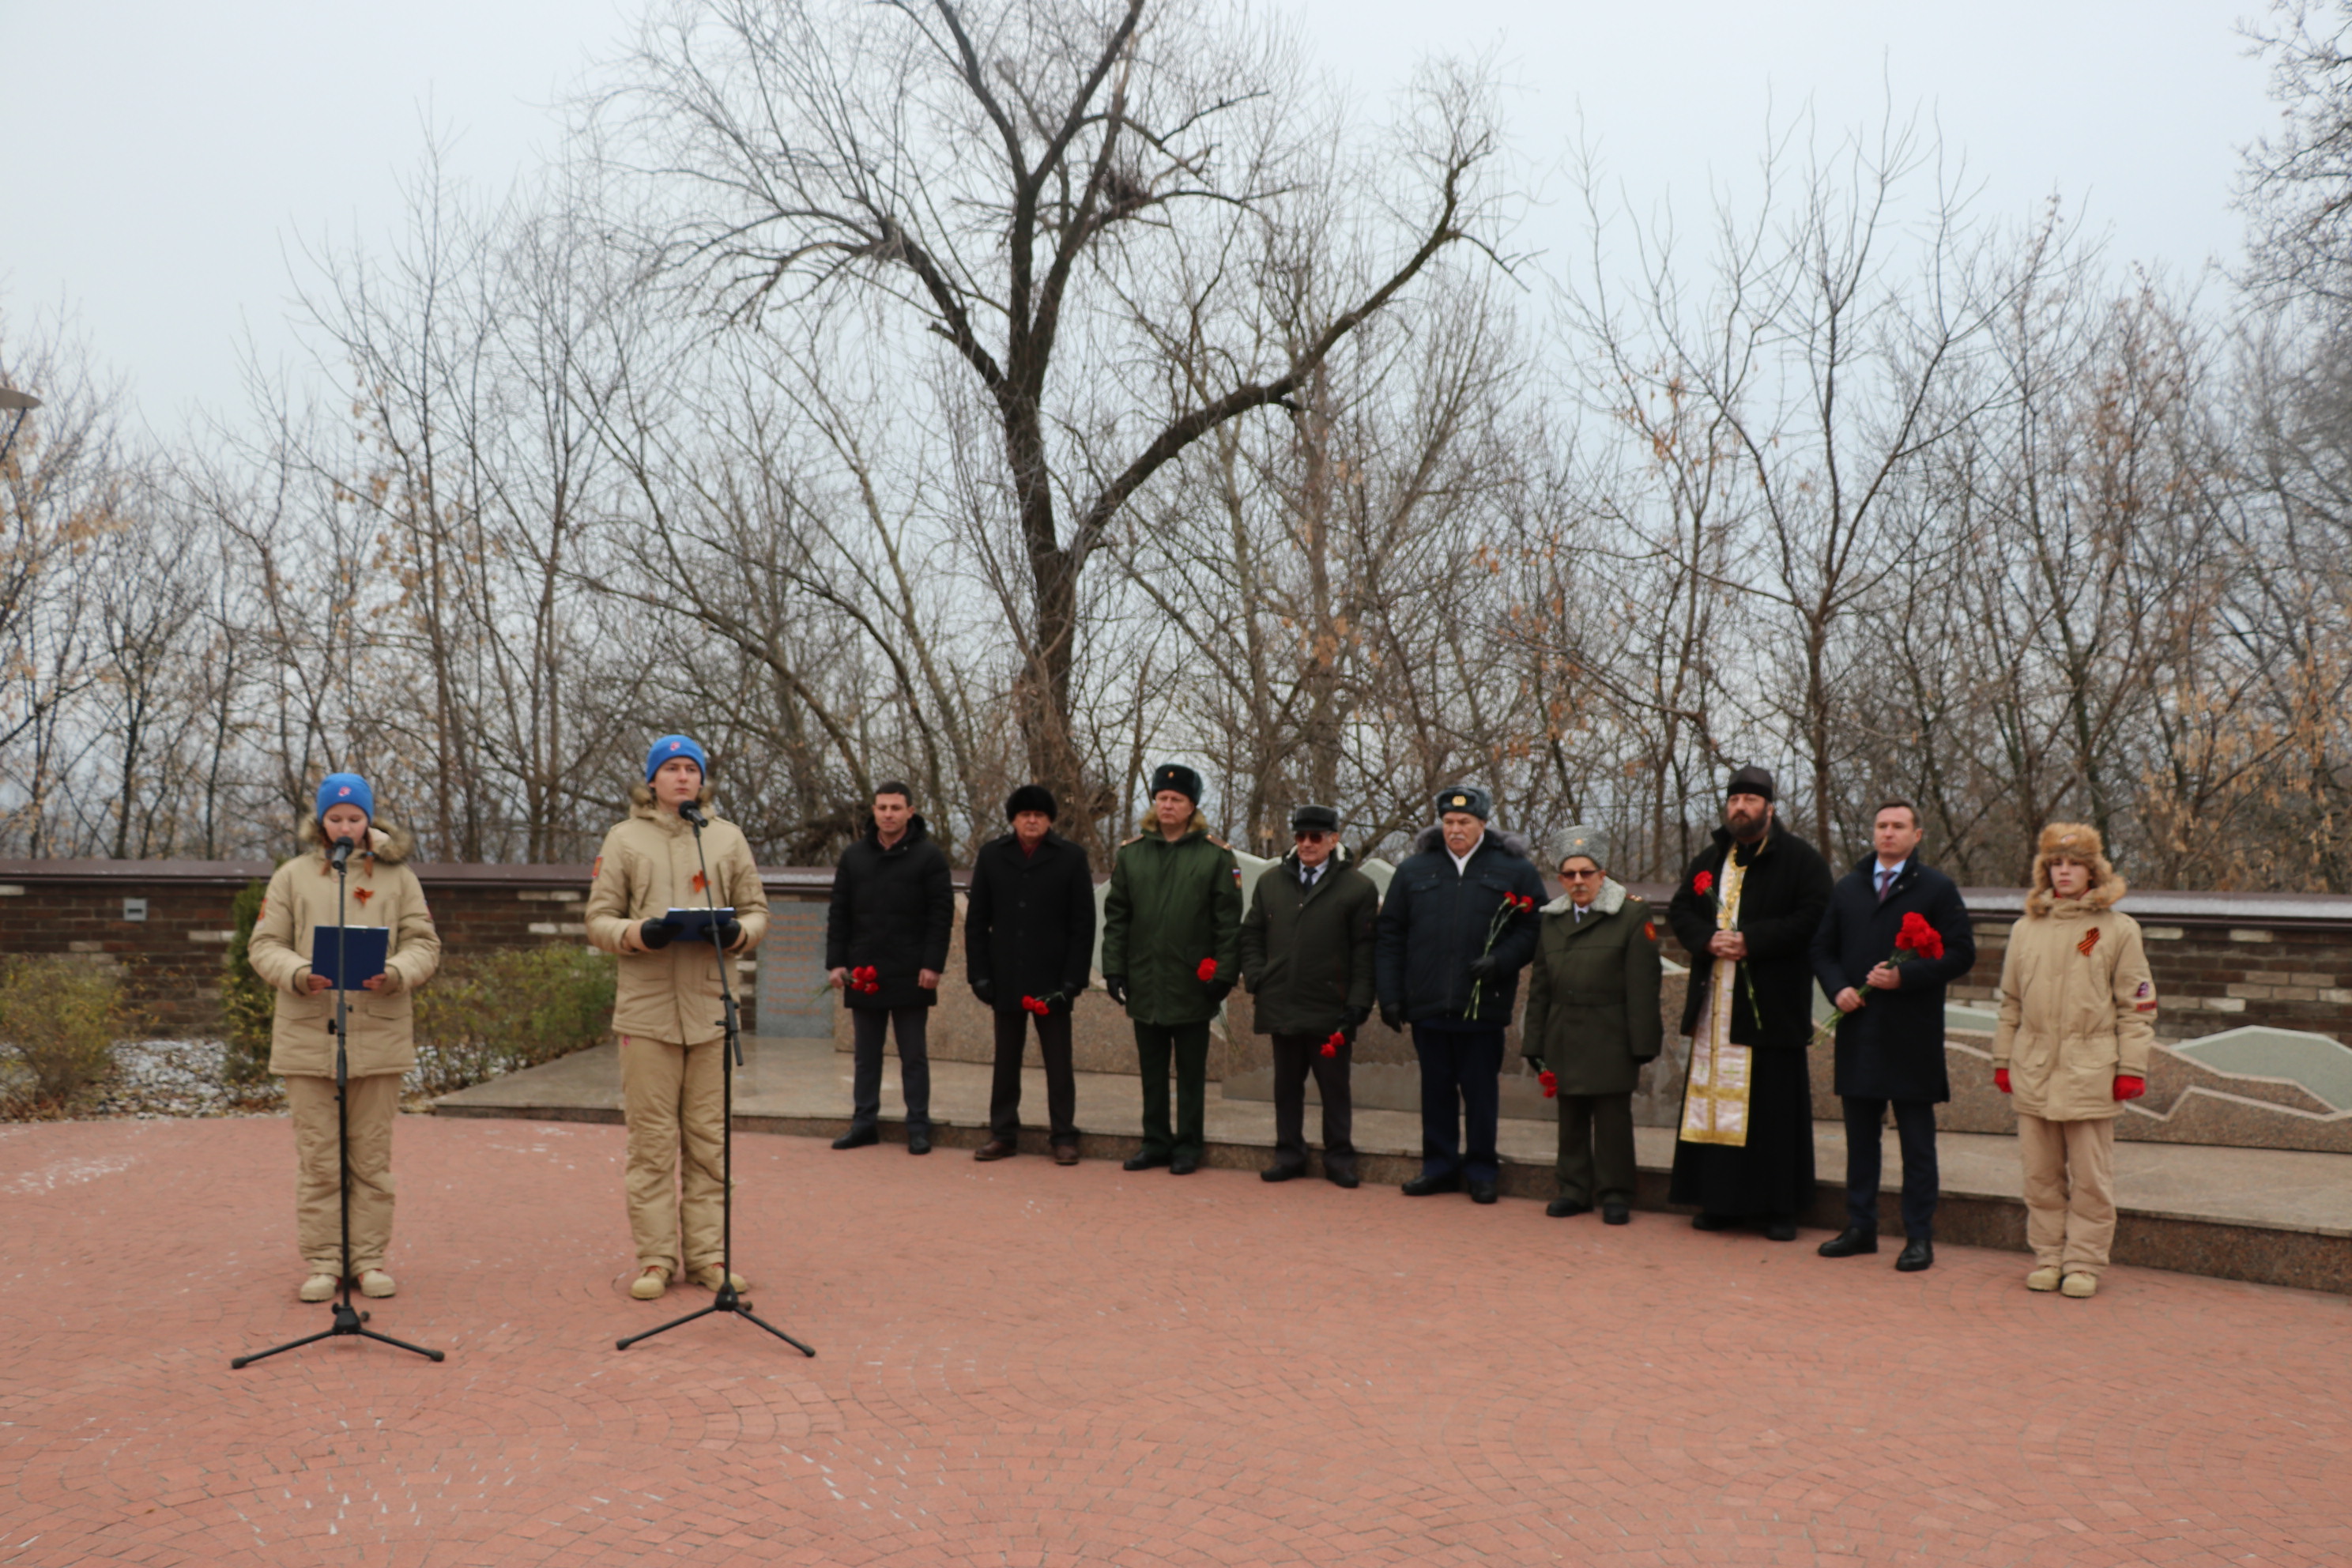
1,1,2279,432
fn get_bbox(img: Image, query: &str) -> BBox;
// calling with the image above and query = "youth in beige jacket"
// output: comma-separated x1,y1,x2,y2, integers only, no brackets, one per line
1989,862,2155,1121
583,791,771,1041
247,820,443,1077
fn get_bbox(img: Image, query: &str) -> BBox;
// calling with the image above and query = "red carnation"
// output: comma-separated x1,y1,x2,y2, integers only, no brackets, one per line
1895,912,1944,963
1693,870,1715,896
1023,995,1051,1015
1321,1030,1344,1058
1196,957,1219,982
1538,1069,1559,1099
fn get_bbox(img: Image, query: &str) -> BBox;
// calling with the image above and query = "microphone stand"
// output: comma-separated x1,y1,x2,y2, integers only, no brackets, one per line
617,802,814,1357
235,837,445,1369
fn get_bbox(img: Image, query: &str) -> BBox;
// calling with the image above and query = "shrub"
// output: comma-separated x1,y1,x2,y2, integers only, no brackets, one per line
0,956,138,1111
219,878,276,1085
411,945,617,1097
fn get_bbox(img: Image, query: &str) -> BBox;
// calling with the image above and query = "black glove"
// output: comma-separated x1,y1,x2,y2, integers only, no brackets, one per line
1063,980,1091,1007
1468,954,1500,982
638,917,678,950
1104,974,1128,1007
1525,1055,1547,1075
1206,980,1234,1007
971,978,996,1005
1380,1005,1405,1032
1343,1004,1370,1027
714,915,744,950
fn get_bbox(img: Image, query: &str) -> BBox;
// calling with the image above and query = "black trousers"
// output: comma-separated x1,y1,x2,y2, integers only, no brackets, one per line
1268,1031,1356,1177
850,1006,932,1132
1412,1023,1504,1183
1555,1091,1637,1206
989,1008,1078,1144
1133,1020,1212,1161
1842,1095,1939,1239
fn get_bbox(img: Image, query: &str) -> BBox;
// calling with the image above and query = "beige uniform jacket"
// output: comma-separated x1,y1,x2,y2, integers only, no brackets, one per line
585,801,770,1046
248,827,442,1077
1990,884,2156,1121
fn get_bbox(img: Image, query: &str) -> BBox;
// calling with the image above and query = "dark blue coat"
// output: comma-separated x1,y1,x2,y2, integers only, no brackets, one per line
1808,854,1977,1102
1374,827,1546,1027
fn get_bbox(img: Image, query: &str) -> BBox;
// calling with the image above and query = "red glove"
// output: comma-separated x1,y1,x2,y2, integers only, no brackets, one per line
1993,1068,2011,1095
2113,1074,2147,1101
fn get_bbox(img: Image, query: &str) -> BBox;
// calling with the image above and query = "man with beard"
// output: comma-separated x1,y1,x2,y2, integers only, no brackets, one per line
1667,766,1834,1240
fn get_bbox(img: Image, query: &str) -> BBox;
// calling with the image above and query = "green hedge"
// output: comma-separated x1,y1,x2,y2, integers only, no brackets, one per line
410,946,618,1097
0,955,141,1112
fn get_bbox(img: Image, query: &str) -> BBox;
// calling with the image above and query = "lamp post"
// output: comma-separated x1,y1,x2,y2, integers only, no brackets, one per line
0,386,37,471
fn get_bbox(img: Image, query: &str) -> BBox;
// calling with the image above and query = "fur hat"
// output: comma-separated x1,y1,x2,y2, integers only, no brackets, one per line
1725,764,1775,802
1005,783,1057,822
645,733,708,783
1434,785,1492,822
1551,823,1608,869
1291,803,1340,834
1150,763,1203,805
2026,820,2125,915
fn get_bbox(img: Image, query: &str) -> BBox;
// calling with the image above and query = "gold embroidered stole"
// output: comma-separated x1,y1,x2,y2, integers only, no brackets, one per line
1679,854,1753,1147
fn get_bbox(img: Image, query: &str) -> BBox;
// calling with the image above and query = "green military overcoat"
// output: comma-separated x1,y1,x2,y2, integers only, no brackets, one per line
1101,819,1242,1027
1519,878,1664,1096
1236,853,1379,1036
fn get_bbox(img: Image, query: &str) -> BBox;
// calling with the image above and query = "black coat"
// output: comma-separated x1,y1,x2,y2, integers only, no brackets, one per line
826,815,955,1010
1809,854,1977,1102
1238,854,1379,1036
1374,827,1547,1027
963,829,1097,1016
1668,820,1834,1049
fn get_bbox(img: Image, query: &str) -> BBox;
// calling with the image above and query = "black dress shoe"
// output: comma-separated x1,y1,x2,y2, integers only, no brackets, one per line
1817,1227,1879,1257
1123,1151,1172,1172
906,1130,932,1155
1601,1202,1630,1225
1468,1180,1499,1204
1401,1172,1462,1197
1546,1198,1591,1219
1260,1163,1306,1183
1051,1144,1080,1167
1690,1212,1735,1231
1895,1238,1935,1272
831,1126,879,1151
1765,1219,1798,1242
1169,1155,1199,1176
1326,1169,1361,1189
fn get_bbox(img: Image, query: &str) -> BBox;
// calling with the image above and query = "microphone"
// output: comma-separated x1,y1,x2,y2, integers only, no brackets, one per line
678,801,707,827
330,835,358,869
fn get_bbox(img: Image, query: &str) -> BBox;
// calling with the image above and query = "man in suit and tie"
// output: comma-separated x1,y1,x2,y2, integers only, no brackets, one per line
1809,799,1977,1272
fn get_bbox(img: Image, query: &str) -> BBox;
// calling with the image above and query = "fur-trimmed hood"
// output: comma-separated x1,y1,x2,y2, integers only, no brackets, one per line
1540,876,1625,919
2025,820,2127,917
296,816,413,865
1412,824,1534,861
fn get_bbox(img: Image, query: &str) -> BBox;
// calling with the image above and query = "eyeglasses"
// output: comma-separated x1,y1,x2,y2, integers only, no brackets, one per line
1295,830,1332,842
1559,868,1604,880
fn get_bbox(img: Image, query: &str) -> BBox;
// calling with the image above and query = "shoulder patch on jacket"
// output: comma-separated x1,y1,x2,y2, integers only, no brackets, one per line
1643,920,1657,941
2135,978,2157,1012
592,854,604,880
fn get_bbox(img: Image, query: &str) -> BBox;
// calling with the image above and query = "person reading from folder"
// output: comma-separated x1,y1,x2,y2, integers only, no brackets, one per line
246,773,441,1304
585,735,770,1303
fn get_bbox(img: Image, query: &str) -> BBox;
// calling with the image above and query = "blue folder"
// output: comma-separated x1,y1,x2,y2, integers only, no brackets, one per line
309,925,390,989
663,906,737,942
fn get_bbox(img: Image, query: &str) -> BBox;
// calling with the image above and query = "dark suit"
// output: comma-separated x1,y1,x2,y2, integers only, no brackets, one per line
965,830,1097,1145
1809,855,1976,1238
1238,853,1379,1178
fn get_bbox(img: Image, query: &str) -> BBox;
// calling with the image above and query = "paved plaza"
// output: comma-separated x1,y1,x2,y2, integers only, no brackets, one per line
3,1114,2348,1567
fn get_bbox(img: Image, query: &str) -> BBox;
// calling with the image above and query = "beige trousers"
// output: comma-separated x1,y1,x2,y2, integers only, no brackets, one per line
620,1035,727,1275
286,1072,401,1276
2016,1111,2117,1277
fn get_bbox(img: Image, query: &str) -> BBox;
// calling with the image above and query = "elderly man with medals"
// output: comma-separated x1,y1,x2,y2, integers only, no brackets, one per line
1666,766,1834,1240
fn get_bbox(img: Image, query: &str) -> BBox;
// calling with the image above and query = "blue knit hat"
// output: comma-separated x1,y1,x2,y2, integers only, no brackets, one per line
645,734,709,783
315,772,374,824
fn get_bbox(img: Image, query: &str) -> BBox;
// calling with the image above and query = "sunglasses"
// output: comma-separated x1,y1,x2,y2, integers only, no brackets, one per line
1560,867,1604,880
1295,829,1332,842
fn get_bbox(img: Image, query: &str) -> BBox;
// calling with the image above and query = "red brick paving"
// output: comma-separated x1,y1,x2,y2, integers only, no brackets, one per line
2,1116,2348,1567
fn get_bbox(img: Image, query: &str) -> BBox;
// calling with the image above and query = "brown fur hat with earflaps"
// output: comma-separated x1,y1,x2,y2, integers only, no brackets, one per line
296,813,414,865
2026,820,2125,916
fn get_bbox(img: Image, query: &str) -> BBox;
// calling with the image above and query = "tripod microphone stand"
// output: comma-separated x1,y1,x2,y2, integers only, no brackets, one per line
617,803,814,1357
234,837,445,1370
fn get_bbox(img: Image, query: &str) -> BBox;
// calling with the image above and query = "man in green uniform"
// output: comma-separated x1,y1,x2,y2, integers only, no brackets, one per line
1101,763,1242,1176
